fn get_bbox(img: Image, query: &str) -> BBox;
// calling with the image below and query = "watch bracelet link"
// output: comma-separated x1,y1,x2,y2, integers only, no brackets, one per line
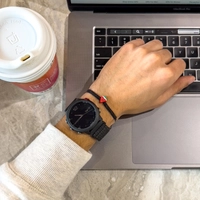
90,120,111,141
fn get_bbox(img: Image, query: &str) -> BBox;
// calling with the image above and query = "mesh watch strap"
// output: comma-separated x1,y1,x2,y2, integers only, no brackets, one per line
90,120,111,141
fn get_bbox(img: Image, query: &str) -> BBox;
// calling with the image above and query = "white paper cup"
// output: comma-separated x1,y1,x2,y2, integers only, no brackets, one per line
0,7,59,94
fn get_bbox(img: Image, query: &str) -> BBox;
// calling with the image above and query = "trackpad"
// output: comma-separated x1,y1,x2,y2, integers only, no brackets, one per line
132,96,200,165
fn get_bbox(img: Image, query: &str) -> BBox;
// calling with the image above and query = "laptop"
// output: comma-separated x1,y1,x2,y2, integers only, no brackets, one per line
65,0,200,169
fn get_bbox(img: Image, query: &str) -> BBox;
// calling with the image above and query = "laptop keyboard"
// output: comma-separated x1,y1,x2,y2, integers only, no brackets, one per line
94,28,200,93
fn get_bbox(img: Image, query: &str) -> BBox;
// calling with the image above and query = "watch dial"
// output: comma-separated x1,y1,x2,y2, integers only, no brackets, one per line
69,102,96,129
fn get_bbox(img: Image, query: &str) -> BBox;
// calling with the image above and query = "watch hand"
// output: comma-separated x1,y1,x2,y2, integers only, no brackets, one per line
74,109,93,125
74,115,83,125
74,114,83,117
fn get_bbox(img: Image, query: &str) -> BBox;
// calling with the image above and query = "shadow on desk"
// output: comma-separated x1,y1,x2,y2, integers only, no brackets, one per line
0,80,35,110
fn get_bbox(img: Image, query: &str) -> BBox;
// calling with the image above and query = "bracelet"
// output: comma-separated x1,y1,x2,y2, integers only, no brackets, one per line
87,89,117,121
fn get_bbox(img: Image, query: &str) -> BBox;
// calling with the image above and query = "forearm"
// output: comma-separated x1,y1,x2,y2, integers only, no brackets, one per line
0,92,116,199
0,124,92,199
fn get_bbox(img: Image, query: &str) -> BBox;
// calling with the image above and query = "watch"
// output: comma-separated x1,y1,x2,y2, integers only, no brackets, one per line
65,98,111,141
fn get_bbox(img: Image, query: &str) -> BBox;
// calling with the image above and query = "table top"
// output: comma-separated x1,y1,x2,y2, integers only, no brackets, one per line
0,1,199,199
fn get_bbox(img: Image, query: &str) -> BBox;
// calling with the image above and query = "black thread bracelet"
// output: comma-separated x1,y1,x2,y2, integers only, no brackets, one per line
87,89,117,121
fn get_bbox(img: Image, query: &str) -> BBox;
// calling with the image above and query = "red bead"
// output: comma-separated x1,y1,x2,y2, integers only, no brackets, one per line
100,96,107,103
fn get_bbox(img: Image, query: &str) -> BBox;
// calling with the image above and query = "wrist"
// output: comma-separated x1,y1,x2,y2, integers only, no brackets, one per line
89,83,123,118
55,116,96,151
55,93,115,151
80,93,115,127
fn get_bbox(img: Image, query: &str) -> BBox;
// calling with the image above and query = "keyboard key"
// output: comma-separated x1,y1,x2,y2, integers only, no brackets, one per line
156,29,177,35
193,36,200,46
95,28,106,35
144,29,155,34
180,36,191,46
183,59,189,69
164,47,173,57
184,70,196,78
175,48,185,57
178,29,199,35
95,36,105,46
187,47,198,57
95,59,109,69
168,36,179,46
197,71,200,80
156,36,167,46
113,47,120,55
132,29,144,34
95,48,111,57
107,36,118,46
107,29,121,35
120,30,132,35
191,59,200,69
143,36,154,43
181,82,200,93
108,29,131,35
94,70,101,79
119,36,130,46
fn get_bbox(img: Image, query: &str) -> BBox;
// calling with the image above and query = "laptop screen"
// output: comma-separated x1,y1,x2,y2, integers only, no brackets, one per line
68,0,200,12
71,0,200,4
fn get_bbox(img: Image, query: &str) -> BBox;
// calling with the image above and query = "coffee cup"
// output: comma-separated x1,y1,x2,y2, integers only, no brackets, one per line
0,7,59,94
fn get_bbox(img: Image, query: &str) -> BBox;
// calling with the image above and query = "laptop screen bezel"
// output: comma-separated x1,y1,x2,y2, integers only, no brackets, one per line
67,0,200,13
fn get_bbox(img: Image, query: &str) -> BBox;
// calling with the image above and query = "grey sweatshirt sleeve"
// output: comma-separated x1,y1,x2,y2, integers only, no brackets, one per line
0,124,92,200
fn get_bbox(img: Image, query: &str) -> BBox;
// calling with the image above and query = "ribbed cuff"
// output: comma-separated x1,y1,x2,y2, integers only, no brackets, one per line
5,124,92,198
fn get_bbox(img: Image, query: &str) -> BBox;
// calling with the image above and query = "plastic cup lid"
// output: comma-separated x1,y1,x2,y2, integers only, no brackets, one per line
0,7,56,82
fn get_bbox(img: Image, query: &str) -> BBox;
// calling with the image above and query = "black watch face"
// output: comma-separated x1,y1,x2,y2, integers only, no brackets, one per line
67,100,99,132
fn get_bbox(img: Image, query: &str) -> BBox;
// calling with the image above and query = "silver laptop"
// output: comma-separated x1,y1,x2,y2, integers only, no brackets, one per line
65,0,200,169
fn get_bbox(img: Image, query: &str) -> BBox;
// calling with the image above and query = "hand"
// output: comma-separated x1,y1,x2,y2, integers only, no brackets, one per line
89,39,195,118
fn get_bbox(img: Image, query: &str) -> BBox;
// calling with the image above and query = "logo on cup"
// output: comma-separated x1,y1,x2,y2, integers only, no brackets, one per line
7,32,19,45
15,45,25,55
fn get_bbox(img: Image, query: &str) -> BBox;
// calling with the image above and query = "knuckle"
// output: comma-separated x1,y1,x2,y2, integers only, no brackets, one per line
165,69,174,79
158,69,173,82
154,39,163,46
149,52,162,62
164,49,172,57
171,59,186,72
148,39,163,47
121,42,136,52
137,46,149,55
121,39,145,53
177,59,186,68
172,58,185,66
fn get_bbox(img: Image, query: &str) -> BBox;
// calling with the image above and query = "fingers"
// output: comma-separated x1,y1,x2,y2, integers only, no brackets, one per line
113,38,145,57
124,38,163,51
165,59,187,85
118,39,164,57
156,75,195,105
150,48,172,64
128,38,145,47
141,39,163,52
